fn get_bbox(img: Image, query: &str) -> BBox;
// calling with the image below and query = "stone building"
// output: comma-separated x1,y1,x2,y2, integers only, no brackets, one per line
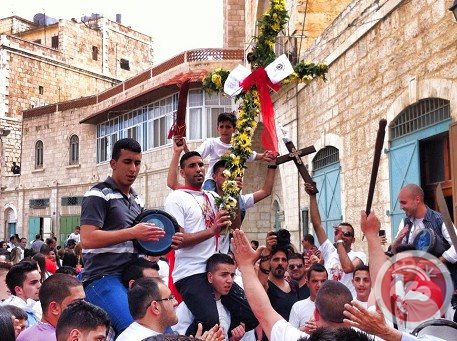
0,14,153,237
3,0,455,252
1,1,347,244
267,0,457,250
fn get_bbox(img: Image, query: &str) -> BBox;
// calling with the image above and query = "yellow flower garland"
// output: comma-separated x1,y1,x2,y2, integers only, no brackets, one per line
201,0,328,228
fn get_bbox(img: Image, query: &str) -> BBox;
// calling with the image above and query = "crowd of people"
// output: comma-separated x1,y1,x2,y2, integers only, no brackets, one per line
1,112,457,340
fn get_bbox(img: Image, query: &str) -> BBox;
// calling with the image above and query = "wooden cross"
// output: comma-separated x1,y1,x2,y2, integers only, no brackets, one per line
276,139,318,193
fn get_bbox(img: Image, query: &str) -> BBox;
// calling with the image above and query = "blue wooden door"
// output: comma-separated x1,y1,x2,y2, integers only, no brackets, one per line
387,141,420,236
313,162,342,243
28,217,41,244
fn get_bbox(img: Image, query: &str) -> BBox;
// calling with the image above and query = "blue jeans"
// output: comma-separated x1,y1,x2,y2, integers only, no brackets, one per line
84,275,133,335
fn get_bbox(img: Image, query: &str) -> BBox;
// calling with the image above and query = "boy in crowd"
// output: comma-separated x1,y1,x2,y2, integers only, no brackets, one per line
167,112,275,191
173,254,247,340
3,261,41,326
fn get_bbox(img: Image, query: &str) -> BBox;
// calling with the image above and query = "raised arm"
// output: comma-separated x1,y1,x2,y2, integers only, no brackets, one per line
233,229,282,340
252,166,276,204
360,211,388,286
305,183,328,245
334,228,363,273
166,138,187,190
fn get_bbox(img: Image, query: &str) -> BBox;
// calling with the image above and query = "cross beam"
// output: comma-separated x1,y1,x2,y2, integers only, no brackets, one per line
276,140,318,193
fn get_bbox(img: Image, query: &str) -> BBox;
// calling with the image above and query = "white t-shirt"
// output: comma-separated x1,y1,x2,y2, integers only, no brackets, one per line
116,322,160,341
196,138,256,181
157,259,170,286
319,239,367,297
270,319,307,341
173,300,231,340
165,189,230,283
67,232,81,243
396,218,457,263
288,297,315,328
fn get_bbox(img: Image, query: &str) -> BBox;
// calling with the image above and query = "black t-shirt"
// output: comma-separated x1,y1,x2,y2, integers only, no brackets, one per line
267,280,299,320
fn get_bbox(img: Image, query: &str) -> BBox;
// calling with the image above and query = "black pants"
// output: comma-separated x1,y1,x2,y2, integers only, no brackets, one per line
175,273,258,336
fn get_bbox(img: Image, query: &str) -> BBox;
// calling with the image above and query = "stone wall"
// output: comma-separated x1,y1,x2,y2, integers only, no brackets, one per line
224,0,246,49
0,17,36,35
271,0,457,251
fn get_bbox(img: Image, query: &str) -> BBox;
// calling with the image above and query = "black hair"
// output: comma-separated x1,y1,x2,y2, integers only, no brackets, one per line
206,253,235,273
0,306,16,341
111,138,142,160
128,277,162,320
302,234,315,245
271,245,293,260
251,240,259,249
306,263,328,281
353,264,370,277
289,252,304,262
217,112,236,127
56,266,78,276
56,300,110,341
303,327,370,341
39,273,82,313
3,305,28,321
62,251,78,268
339,222,355,236
122,258,160,288
5,261,39,295
212,159,227,175
179,151,201,169
32,253,46,282
315,281,353,323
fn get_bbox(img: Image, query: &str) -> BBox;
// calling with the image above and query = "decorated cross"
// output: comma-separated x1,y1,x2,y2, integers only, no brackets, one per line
276,138,317,193
201,0,328,220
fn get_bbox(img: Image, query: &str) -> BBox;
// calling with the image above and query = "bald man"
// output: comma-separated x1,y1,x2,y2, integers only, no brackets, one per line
392,184,457,286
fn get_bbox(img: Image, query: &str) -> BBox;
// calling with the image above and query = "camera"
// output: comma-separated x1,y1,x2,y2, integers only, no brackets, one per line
269,229,291,249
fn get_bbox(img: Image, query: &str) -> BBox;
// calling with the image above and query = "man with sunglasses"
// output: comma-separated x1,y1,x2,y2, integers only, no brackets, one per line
287,253,310,299
117,277,178,340
305,183,366,296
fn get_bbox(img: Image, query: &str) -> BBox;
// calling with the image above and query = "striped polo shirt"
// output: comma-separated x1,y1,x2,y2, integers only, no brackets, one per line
80,176,144,282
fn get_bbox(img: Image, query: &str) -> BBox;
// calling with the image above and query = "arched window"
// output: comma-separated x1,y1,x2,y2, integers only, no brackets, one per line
35,140,43,169
69,135,79,165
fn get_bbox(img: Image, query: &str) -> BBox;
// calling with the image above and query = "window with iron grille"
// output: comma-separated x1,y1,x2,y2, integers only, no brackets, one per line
35,140,44,169
69,135,79,165
389,98,450,140
312,146,339,171
29,199,49,209
61,196,83,206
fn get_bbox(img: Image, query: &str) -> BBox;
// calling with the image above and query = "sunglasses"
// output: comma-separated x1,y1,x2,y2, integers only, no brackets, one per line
289,264,303,270
334,230,353,237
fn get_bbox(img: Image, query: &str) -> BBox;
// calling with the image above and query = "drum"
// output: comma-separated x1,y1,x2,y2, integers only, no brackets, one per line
412,228,436,253
132,209,179,256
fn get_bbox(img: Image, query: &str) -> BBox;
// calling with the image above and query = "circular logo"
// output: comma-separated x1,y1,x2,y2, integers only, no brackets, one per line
374,251,453,331
275,63,284,71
